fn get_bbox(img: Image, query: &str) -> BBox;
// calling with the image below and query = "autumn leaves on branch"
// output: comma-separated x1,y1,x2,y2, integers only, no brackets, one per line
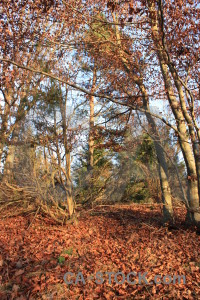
0,0,200,226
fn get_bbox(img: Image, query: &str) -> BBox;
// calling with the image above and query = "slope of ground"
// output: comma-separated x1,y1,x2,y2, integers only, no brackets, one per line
0,204,199,299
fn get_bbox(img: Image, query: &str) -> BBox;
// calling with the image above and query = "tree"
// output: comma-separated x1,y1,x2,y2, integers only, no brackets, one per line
145,0,200,225
33,80,77,217
82,10,174,222
1,0,199,228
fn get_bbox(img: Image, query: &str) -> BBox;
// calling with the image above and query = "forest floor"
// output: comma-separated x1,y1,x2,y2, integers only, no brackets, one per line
0,204,199,299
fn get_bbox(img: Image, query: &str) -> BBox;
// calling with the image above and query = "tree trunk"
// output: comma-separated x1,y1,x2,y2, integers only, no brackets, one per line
60,90,75,217
112,12,174,223
140,86,174,223
3,145,15,182
147,0,200,226
87,65,97,171
65,150,74,217
0,145,4,167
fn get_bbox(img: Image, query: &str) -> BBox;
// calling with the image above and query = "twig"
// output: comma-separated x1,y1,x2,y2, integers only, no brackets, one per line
27,206,41,230
4,181,24,192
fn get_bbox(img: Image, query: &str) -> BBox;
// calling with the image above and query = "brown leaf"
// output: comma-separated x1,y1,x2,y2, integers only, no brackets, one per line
0,255,3,267
15,269,25,276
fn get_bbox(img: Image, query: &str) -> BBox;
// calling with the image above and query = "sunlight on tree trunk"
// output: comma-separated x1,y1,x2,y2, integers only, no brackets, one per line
148,0,200,226
112,12,173,223
65,151,74,217
3,145,15,182
87,66,97,171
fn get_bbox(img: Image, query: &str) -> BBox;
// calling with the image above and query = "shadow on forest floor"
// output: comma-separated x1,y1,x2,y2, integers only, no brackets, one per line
0,204,199,299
